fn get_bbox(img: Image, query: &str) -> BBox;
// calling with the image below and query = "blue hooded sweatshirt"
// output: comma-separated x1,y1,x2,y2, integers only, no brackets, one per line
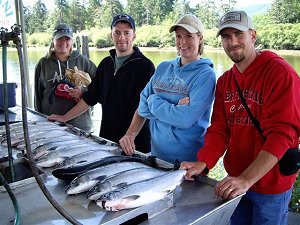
138,57,216,164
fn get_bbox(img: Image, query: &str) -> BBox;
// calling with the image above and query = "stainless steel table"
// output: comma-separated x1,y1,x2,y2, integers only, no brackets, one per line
0,108,242,225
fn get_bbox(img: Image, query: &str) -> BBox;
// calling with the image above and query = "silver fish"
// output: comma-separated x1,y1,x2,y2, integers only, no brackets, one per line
30,135,100,158
23,136,83,159
65,161,150,195
1,127,69,147
54,149,119,169
36,144,118,167
0,121,60,134
96,169,186,211
87,167,167,200
4,129,71,147
1,123,67,138
0,122,68,142
31,138,86,160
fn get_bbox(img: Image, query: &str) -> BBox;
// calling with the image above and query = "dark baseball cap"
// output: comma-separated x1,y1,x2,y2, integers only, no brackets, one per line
53,23,73,39
111,14,135,30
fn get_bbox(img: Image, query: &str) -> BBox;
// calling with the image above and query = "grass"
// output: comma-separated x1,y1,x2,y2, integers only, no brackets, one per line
290,174,300,213
208,157,300,213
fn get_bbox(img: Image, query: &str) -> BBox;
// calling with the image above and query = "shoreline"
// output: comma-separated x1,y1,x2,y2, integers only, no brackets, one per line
4,46,300,56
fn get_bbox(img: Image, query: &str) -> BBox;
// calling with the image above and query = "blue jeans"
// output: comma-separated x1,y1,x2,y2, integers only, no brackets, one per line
230,188,292,225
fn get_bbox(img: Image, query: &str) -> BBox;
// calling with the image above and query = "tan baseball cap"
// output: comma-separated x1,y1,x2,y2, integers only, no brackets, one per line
169,14,204,34
217,10,254,37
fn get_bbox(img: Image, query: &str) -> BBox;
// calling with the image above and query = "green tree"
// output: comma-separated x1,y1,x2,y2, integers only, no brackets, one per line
69,0,85,31
85,0,102,28
99,0,124,28
172,0,192,20
219,0,237,15
195,0,218,29
55,0,70,23
26,0,48,34
141,0,154,24
152,0,175,24
23,6,31,33
126,0,145,26
268,0,300,23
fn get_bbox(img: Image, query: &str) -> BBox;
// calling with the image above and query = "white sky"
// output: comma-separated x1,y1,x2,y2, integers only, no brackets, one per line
191,0,274,8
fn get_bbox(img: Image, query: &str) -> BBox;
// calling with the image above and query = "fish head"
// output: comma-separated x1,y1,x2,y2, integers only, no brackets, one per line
87,180,113,200
55,157,74,168
32,145,48,159
37,151,57,160
97,193,140,211
66,174,93,195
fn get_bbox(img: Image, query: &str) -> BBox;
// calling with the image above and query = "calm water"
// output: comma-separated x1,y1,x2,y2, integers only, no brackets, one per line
2,47,299,83
1,47,300,133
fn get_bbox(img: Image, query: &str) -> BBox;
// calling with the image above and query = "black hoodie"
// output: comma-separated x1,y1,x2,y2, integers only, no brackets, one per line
83,47,155,153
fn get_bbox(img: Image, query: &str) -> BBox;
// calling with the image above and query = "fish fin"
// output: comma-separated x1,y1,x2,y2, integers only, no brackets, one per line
163,189,174,194
48,146,58,151
123,195,140,201
112,182,128,189
95,175,107,181
76,160,88,164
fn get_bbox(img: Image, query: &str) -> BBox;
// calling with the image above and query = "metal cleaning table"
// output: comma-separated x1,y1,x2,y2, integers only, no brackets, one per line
0,107,242,225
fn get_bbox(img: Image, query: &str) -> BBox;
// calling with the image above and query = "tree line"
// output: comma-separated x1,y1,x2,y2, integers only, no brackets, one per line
24,0,300,50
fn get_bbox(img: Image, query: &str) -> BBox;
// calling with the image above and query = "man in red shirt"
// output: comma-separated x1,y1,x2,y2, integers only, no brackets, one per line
181,10,300,225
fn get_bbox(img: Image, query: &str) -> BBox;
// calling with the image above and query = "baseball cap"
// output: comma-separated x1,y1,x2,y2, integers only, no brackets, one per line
53,23,73,39
169,14,204,34
111,14,135,30
217,10,254,36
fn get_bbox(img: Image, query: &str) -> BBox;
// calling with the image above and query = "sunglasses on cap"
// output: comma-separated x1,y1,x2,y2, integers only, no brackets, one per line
117,14,130,19
53,28,73,35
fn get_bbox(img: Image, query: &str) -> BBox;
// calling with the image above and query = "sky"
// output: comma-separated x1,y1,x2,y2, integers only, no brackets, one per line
191,0,274,8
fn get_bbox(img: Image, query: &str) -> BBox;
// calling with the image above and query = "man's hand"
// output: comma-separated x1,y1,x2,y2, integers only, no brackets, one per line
214,176,250,200
119,134,136,155
180,161,207,180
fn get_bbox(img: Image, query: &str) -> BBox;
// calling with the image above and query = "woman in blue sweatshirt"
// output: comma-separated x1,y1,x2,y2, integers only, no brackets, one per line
120,14,216,164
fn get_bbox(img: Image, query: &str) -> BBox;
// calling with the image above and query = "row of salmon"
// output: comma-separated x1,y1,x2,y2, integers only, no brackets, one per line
0,121,186,211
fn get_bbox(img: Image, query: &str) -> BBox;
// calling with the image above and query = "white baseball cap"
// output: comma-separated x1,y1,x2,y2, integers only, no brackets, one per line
169,14,204,34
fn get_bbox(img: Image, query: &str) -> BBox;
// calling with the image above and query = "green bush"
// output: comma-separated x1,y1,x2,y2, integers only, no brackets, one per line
256,23,300,50
27,33,52,47
205,28,220,48
85,27,112,48
136,25,173,47
290,174,300,213
26,23,300,50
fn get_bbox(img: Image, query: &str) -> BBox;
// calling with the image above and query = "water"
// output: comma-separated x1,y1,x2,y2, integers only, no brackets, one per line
1,47,300,134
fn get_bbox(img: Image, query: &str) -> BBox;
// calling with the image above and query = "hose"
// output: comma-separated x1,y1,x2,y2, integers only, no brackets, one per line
0,171,20,225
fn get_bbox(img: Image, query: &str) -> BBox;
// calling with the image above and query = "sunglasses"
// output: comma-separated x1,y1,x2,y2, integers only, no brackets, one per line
53,28,73,35
117,14,130,20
